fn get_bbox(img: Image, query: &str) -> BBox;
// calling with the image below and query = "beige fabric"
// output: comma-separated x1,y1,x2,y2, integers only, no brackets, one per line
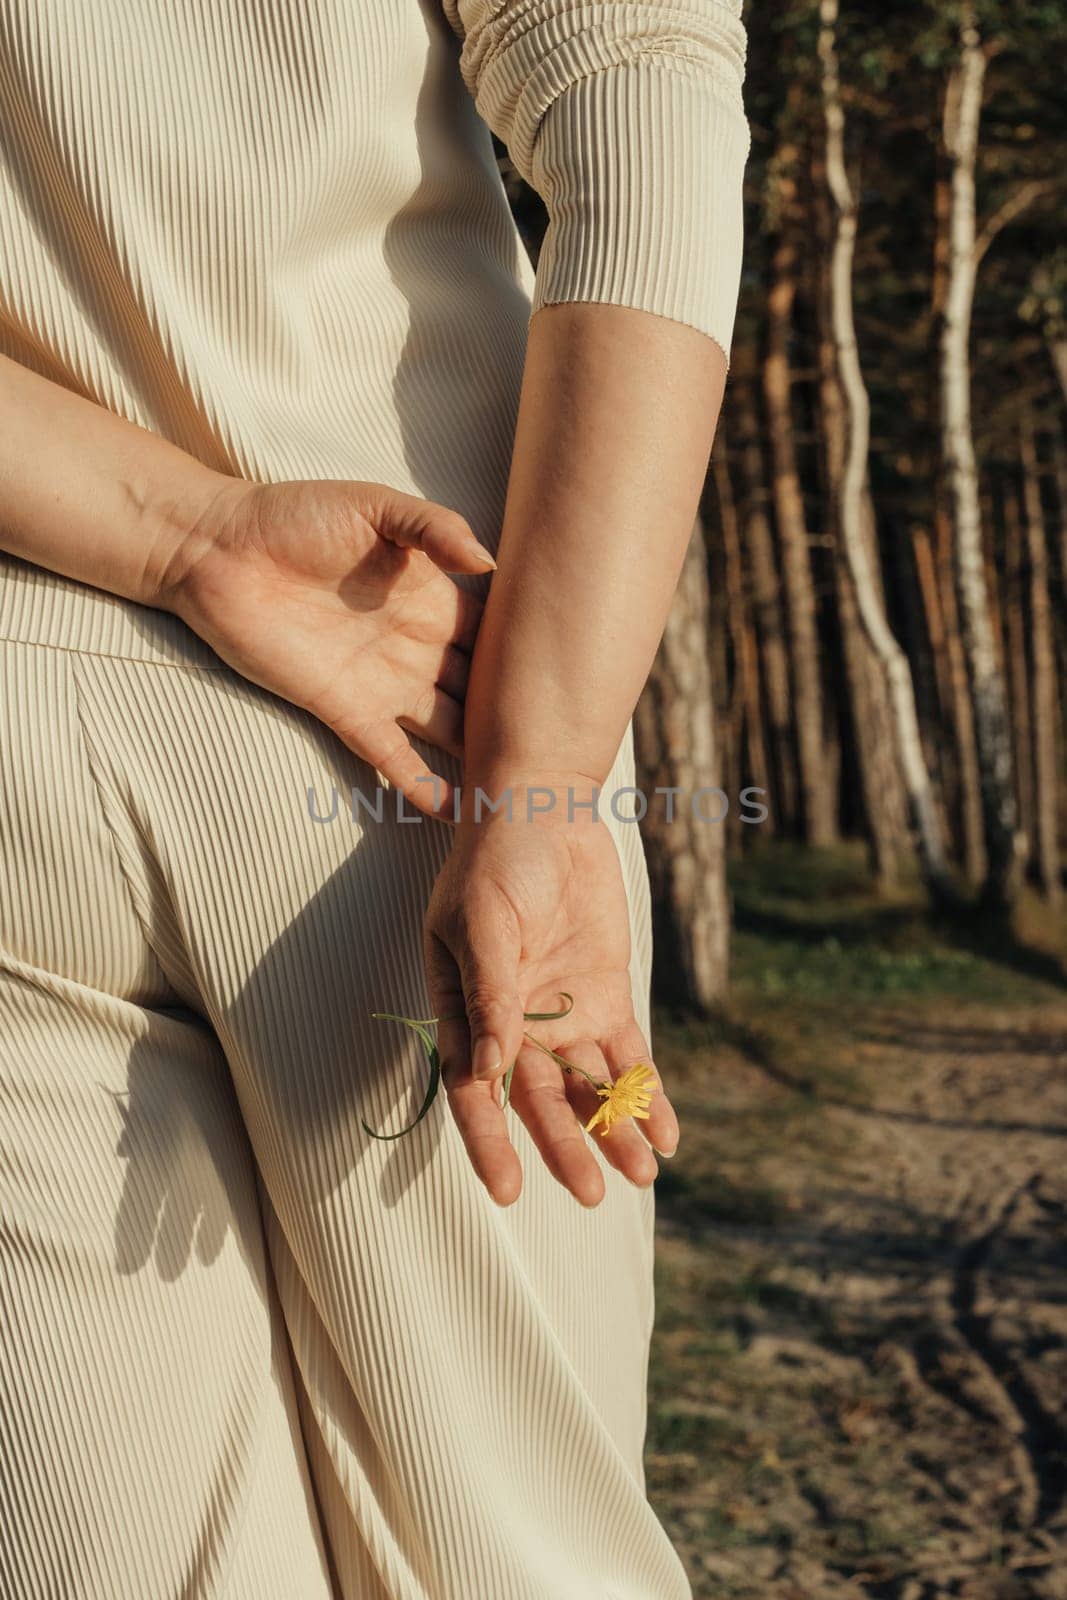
0,1,747,1592
0,612,684,1598
0,4,748,488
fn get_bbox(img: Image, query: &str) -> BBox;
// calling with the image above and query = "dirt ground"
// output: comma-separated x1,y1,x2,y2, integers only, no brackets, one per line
647,963,1067,1598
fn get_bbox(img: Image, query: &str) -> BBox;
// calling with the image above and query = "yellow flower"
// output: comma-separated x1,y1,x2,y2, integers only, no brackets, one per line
585,1063,657,1136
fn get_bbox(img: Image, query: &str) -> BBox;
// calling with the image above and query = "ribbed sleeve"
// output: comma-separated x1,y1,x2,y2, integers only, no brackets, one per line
441,0,751,358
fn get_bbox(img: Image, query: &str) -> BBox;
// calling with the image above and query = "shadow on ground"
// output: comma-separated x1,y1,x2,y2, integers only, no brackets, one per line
647,844,1067,1600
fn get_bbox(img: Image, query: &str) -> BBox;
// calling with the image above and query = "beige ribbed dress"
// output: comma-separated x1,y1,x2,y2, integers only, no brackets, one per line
0,3,748,1596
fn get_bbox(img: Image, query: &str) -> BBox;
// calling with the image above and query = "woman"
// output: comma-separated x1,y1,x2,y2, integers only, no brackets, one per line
0,1,748,1595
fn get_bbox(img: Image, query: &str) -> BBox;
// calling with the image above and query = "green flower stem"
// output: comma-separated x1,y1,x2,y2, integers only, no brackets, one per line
522,993,575,1022
371,992,575,1035
365,992,593,1135
521,1031,604,1089
370,1010,450,1028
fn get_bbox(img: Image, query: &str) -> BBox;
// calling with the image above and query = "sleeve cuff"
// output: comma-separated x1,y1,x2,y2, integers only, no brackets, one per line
527,61,750,362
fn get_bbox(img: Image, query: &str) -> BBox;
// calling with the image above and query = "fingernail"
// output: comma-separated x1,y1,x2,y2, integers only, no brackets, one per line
472,548,497,570
472,1038,502,1080
654,1142,678,1160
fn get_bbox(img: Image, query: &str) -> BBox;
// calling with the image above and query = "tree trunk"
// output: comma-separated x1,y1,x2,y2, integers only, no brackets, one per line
1003,480,1035,854
711,435,770,845
940,3,1021,910
935,503,987,884
931,165,986,887
981,477,1007,676
1051,430,1067,629
1050,435,1067,731
1019,412,1061,902
818,0,949,895
811,177,907,883
634,516,730,1010
731,370,796,835
1048,336,1067,409
911,523,954,744
764,134,836,848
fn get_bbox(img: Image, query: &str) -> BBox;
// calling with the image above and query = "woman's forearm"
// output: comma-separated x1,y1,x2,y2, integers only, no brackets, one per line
463,302,727,792
5,304,729,803
0,354,227,605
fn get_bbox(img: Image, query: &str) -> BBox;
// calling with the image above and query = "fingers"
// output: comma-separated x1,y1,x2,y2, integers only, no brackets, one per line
506,1043,605,1207
423,924,669,1203
424,912,523,1088
416,581,481,653
554,1041,658,1188
374,490,497,577
602,1024,679,1158
424,932,522,1205
433,645,470,702
425,888,524,1086
443,1072,524,1206
446,585,483,653
336,715,454,819
458,924,525,1086
423,932,473,1107
398,687,463,759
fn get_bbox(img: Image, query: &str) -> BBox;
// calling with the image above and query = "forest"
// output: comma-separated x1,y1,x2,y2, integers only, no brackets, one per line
508,4,1067,1593
507,0,1065,1003
644,0,1065,1003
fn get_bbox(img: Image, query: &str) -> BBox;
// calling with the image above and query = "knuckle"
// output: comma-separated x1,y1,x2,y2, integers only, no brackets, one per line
410,684,438,724
462,984,509,1027
435,506,473,539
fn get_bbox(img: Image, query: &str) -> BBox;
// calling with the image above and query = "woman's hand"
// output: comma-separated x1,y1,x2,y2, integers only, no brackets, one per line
158,478,495,817
423,776,680,1207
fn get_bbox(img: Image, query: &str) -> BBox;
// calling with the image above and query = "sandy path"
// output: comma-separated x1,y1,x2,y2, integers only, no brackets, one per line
650,1005,1067,1599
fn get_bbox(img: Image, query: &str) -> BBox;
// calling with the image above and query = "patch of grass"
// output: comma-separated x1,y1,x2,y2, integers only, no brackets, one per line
651,1403,750,1457
734,928,1017,1002
729,840,894,908
654,1160,785,1229
727,841,1066,1008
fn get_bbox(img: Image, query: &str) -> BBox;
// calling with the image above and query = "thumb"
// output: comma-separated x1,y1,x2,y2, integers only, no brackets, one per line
373,490,497,576
454,903,525,1082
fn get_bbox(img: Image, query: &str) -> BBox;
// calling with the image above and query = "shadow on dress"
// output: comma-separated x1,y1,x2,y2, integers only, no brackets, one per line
108,6,531,1281
110,703,453,1283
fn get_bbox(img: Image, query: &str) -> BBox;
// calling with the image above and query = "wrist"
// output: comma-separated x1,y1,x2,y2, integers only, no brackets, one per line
457,768,606,831
143,471,252,616
462,733,615,794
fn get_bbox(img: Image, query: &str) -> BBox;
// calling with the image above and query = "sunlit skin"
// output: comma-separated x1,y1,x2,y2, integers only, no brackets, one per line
161,478,493,817
0,300,728,1207
0,354,494,819
425,301,729,1206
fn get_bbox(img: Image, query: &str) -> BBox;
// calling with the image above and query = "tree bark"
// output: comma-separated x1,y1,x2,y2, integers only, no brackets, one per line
1019,412,1061,902
940,3,1021,910
931,166,986,887
1051,430,1067,629
731,369,797,836
1047,335,1067,409
1003,479,1035,855
711,435,769,846
935,503,987,884
812,183,907,882
763,128,837,848
818,0,949,895
634,516,730,1010
981,477,1007,676
911,524,953,742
